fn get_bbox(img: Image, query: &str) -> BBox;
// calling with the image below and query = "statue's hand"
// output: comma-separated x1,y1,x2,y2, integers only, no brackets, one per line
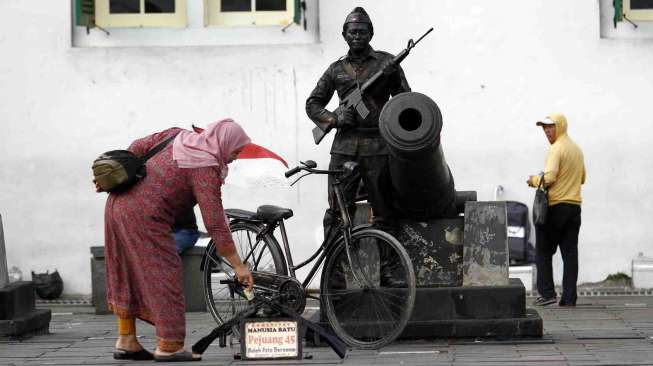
382,60,399,76
317,110,337,130
335,106,356,128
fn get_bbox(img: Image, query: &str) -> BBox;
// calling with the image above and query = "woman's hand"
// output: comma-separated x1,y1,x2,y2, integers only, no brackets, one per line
219,248,255,290
233,263,254,291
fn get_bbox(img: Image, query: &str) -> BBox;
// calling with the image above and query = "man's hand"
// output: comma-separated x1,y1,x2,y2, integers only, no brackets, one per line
526,176,536,187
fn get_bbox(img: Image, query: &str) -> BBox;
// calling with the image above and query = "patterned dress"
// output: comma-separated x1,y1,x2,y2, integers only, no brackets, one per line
104,128,235,349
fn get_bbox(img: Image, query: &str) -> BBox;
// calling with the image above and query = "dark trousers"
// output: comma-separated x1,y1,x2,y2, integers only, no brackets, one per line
323,154,395,235
535,203,582,305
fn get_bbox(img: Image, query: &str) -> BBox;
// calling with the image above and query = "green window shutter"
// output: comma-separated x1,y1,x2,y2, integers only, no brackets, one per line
614,0,623,27
293,0,301,24
75,0,95,28
293,0,306,29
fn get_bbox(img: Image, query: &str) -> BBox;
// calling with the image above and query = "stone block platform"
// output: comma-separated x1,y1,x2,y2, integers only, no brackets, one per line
6,296,651,365
0,281,51,337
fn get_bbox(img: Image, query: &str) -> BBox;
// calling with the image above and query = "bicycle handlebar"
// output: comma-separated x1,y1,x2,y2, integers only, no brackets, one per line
284,161,343,179
284,166,301,178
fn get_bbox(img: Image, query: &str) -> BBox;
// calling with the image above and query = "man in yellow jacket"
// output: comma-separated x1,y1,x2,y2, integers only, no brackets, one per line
527,113,586,307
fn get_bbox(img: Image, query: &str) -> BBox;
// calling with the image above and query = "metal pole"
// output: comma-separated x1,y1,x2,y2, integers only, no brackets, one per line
0,214,9,288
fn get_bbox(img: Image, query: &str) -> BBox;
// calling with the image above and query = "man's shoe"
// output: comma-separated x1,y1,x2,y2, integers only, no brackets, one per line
533,297,557,306
558,301,576,307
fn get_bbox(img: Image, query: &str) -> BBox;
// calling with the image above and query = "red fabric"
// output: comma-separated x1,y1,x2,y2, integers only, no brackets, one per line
104,128,236,345
237,143,288,168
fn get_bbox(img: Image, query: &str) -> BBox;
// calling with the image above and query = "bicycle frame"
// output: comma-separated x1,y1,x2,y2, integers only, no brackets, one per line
280,215,340,289
203,160,416,350
231,161,364,291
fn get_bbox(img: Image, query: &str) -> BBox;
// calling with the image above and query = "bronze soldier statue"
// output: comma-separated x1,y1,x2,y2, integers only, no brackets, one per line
306,7,410,234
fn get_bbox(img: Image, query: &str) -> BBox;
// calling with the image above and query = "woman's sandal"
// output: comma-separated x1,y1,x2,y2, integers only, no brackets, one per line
154,350,201,362
113,348,154,360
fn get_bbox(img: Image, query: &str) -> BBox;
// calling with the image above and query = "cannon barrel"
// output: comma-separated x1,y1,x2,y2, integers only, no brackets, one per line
379,92,457,220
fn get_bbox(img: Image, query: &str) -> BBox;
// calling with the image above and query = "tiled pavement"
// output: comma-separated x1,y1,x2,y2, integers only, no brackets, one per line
1,296,652,365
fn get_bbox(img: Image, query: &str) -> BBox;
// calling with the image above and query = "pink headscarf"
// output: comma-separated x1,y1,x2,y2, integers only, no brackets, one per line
172,118,251,180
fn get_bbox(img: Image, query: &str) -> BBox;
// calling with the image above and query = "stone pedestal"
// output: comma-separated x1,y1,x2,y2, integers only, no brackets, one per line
399,218,464,287
0,214,51,337
462,201,509,286
403,278,541,338
90,246,206,314
90,247,109,314
510,265,536,295
310,279,542,342
0,215,7,288
310,200,541,341
0,281,51,337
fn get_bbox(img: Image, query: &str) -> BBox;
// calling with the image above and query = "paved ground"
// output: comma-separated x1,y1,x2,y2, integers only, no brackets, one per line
2,296,653,365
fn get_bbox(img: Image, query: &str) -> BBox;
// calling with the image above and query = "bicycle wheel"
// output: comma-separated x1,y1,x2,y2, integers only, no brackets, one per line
203,221,287,331
321,228,416,349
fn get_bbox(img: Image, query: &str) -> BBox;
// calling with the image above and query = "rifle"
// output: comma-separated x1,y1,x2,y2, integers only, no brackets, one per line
312,27,434,145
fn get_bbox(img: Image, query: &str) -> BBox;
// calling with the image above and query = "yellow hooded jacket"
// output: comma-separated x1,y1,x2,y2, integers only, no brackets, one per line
530,113,586,206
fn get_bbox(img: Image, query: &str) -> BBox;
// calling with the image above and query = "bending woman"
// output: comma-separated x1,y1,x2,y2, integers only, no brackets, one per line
103,119,254,362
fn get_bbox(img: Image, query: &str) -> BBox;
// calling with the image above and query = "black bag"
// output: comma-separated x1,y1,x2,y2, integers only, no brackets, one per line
92,134,177,193
32,270,64,300
507,201,535,265
532,174,548,226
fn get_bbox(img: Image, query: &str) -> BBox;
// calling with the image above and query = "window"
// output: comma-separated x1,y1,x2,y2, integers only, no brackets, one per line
72,0,315,47
95,0,187,27
602,0,653,39
624,0,653,21
206,0,295,26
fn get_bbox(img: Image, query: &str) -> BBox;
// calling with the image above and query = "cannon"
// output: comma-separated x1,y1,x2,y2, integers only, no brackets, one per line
374,92,542,340
379,92,457,220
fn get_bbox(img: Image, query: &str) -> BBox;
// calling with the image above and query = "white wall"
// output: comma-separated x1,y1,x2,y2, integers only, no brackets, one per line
1,0,652,294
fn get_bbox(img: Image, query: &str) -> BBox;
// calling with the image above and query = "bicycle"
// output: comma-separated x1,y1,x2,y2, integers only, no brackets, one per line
200,160,416,349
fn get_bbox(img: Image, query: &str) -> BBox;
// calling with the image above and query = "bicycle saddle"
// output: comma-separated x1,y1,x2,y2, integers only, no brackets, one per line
225,208,259,221
256,205,293,223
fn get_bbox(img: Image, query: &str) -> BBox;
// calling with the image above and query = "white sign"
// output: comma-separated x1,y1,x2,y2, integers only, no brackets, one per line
507,225,525,238
243,320,300,359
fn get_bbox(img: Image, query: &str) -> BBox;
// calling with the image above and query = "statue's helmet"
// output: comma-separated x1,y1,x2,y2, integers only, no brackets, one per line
343,7,373,33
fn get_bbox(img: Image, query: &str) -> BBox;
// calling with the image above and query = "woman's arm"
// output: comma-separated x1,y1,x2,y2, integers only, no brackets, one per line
188,167,253,289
